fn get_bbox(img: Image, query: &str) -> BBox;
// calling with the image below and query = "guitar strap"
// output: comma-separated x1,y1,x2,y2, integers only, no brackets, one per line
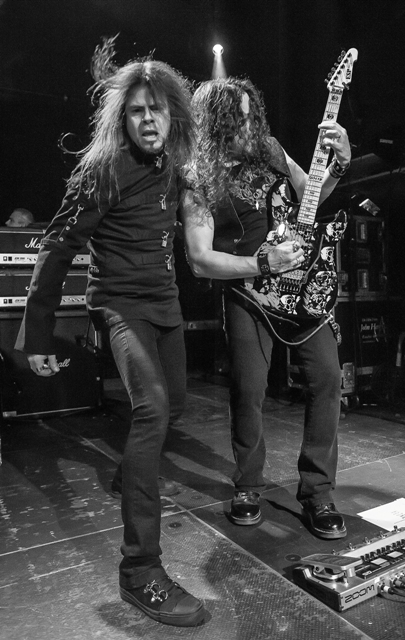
265,175,299,234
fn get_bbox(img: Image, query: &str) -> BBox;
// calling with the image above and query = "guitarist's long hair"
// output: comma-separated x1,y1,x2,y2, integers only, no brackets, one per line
189,77,275,212
63,36,195,203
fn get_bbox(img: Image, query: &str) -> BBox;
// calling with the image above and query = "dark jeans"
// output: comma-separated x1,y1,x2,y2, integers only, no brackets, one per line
224,294,342,508
108,318,186,588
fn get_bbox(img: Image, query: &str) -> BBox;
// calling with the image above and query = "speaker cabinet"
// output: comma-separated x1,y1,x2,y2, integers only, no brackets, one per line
336,215,386,299
0,310,101,419
334,298,391,400
287,297,402,403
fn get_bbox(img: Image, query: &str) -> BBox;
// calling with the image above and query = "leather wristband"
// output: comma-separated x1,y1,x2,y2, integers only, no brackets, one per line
257,253,271,276
328,156,350,179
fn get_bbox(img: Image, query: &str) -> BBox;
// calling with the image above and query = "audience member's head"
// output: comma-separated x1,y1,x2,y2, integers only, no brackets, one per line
5,208,35,228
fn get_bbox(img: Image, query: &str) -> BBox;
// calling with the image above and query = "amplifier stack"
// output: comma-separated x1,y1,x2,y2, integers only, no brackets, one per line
0,227,90,309
0,226,100,419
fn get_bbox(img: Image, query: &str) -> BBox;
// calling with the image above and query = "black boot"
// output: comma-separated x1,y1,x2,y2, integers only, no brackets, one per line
302,503,347,539
229,491,261,525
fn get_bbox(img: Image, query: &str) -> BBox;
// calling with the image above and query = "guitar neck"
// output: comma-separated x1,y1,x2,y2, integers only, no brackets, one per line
297,86,344,237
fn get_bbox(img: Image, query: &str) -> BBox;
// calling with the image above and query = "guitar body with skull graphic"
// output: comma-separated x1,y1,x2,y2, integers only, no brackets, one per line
232,48,356,323
233,199,347,321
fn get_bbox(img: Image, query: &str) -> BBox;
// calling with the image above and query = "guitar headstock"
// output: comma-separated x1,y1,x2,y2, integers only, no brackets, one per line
326,48,358,91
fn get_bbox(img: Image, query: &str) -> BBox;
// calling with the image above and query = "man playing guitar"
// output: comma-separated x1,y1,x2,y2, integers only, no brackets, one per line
181,54,355,539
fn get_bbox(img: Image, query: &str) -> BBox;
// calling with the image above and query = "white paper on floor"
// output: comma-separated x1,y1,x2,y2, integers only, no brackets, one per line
358,497,405,530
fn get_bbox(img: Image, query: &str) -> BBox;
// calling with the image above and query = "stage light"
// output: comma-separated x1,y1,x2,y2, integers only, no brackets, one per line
211,43,226,79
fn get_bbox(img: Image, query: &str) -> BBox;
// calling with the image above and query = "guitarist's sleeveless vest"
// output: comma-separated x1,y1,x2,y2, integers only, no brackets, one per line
213,137,290,257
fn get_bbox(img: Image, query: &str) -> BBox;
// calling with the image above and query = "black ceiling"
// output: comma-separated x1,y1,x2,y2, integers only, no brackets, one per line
1,0,404,220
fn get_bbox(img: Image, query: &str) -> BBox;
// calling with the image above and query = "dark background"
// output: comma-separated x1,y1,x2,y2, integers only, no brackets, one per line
1,0,404,218
1,0,405,294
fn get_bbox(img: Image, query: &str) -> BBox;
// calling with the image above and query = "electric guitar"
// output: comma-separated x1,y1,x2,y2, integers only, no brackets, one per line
232,48,358,323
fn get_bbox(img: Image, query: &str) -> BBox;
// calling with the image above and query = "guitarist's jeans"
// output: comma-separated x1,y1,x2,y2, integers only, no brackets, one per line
224,295,342,507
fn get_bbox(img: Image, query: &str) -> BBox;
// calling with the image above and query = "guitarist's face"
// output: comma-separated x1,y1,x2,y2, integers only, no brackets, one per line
229,92,254,157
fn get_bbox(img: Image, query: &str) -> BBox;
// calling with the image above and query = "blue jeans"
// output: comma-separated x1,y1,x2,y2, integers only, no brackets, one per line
224,293,342,508
108,318,186,588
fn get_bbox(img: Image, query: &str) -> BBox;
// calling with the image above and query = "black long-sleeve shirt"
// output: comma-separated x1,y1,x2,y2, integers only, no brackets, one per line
15,147,183,355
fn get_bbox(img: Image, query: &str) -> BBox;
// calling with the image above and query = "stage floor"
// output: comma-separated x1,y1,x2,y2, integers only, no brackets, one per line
1,375,405,640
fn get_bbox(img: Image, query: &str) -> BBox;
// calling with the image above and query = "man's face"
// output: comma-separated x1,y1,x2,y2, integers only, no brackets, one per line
227,93,250,155
230,92,253,156
5,210,29,227
125,84,171,155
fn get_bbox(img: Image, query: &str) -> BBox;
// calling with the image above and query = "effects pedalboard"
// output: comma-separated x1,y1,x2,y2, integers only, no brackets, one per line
293,526,405,611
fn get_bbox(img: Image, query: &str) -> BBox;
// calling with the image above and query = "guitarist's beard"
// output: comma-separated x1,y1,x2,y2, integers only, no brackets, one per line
226,141,257,163
226,126,259,162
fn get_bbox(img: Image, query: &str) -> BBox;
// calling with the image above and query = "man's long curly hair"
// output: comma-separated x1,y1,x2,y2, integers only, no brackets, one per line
190,77,275,210
66,36,195,201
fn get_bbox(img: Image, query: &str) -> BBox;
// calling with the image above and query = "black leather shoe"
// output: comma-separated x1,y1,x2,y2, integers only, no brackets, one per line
229,491,261,526
120,575,205,626
111,476,179,498
302,503,347,539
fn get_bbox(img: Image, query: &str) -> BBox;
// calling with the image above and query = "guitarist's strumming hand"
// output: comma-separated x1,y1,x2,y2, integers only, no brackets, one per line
265,240,305,275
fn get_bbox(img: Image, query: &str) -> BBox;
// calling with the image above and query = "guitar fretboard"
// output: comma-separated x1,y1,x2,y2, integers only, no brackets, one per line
268,48,357,294
296,86,344,238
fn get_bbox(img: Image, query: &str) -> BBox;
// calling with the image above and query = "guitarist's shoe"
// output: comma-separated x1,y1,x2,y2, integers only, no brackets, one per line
302,503,347,539
120,573,205,626
229,491,261,525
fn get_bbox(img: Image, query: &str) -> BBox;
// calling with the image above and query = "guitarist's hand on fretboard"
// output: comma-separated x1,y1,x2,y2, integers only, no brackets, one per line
318,120,351,168
266,240,305,275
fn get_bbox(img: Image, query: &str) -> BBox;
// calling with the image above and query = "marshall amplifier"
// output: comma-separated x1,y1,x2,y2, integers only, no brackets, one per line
0,310,100,418
0,227,90,268
0,270,87,308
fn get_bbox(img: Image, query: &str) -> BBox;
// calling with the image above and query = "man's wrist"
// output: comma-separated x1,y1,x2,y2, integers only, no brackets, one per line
328,156,351,179
257,253,271,276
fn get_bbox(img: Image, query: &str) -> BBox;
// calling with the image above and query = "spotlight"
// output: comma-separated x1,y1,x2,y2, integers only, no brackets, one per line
211,43,226,79
212,44,224,56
